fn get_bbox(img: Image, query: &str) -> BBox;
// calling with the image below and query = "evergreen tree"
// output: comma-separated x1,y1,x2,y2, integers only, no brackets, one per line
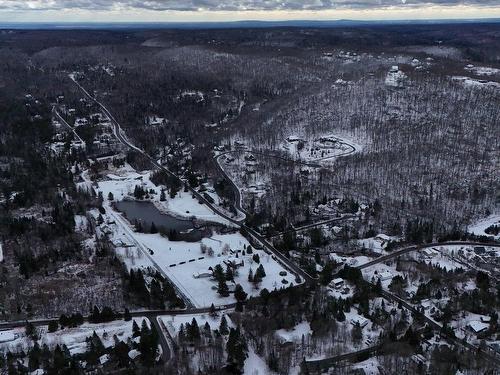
150,222,158,234
132,320,141,338
48,320,58,333
226,327,247,370
234,284,247,303
219,316,229,335
28,342,41,371
187,318,201,341
123,308,132,321
217,278,230,297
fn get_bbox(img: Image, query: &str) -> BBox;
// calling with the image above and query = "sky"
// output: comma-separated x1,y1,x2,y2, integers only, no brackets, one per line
0,1,499,23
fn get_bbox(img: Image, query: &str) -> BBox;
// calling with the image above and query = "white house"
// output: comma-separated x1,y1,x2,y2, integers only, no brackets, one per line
350,316,369,328
0,330,16,343
467,321,489,335
376,270,393,281
329,278,344,289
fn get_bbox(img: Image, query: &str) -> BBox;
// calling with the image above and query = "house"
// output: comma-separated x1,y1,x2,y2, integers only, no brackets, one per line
467,321,489,335
411,354,427,365
474,246,486,255
128,349,141,360
422,248,437,258
420,299,433,311
329,278,345,289
350,316,369,328
193,272,212,279
0,330,16,343
376,270,393,281
99,354,110,365
480,316,492,323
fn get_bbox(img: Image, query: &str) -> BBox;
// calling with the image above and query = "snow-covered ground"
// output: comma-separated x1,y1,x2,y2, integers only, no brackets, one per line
132,231,297,307
351,357,380,375
468,214,500,240
94,163,233,226
357,234,399,255
329,253,375,268
245,345,276,375
464,65,500,77
281,134,362,163
0,317,149,355
276,321,311,343
90,167,298,308
451,76,500,90
160,312,231,337
362,263,403,289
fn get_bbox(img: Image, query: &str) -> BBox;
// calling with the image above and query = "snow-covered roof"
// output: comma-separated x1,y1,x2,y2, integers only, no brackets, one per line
128,349,141,360
0,330,16,343
332,278,344,285
99,354,110,365
468,321,489,333
350,316,369,327
377,270,393,280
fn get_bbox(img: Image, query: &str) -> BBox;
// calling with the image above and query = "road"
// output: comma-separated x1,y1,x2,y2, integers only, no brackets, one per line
266,215,354,239
52,108,85,144
356,241,500,270
302,345,381,373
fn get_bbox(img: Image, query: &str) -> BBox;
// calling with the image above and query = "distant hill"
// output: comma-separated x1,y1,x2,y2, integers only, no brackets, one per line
1,18,500,30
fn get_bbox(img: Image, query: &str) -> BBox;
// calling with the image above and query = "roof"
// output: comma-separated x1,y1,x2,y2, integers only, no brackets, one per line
0,330,16,343
99,354,110,365
128,349,141,360
468,321,489,333
377,270,393,279
332,278,344,284
350,316,369,327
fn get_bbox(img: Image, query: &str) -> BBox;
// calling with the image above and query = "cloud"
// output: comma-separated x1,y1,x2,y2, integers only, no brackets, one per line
0,0,499,12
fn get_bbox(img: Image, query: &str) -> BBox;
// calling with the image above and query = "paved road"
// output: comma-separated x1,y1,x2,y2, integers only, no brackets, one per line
147,314,172,362
266,215,355,239
52,108,85,144
356,241,500,270
303,345,381,373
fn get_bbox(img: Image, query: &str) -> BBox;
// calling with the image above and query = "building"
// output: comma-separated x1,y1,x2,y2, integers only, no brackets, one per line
0,330,16,343
350,316,369,328
376,270,393,281
467,321,489,335
329,278,345,289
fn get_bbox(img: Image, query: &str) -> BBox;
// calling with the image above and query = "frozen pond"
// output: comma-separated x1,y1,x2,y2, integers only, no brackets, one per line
115,200,195,233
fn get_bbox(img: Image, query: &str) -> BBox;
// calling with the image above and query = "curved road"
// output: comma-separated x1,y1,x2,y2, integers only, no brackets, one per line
356,241,500,270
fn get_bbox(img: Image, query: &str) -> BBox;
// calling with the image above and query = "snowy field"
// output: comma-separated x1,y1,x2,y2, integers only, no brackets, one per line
468,214,500,240
133,231,297,307
0,317,149,355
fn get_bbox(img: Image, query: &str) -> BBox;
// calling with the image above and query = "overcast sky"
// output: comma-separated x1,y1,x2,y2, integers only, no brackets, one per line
0,0,499,22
